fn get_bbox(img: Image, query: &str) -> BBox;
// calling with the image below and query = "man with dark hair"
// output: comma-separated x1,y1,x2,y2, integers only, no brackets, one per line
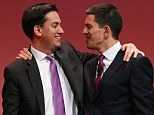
2,3,83,115
2,2,144,115
83,3,154,115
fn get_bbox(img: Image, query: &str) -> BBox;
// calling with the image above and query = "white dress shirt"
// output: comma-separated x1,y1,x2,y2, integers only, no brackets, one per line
98,41,122,76
31,46,78,115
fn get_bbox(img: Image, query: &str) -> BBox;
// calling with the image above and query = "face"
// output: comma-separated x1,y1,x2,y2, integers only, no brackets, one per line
38,11,64,52
83,14,106,51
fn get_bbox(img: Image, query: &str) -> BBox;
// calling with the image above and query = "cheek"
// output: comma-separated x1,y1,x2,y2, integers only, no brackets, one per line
91,31,100,40
48,31,55,37
46,27,56,35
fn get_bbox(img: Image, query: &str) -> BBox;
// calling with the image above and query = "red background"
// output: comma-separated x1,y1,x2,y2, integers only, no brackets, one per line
0,0,154,114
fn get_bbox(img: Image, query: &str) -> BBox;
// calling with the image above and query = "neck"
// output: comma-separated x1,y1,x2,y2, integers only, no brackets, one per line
98,38,118,53
31,40,54,55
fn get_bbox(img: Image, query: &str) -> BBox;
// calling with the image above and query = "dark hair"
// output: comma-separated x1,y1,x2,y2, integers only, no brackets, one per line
86,3,123,39
22,3,58,39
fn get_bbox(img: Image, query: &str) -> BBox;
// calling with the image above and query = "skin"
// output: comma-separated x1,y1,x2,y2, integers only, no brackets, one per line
32,11,64,54
83,14,116,52
83,14,144,60
17,12,144,61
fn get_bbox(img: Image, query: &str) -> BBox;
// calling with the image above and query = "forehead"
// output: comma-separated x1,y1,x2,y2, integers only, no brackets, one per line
85,14,95,23
45,11,61,23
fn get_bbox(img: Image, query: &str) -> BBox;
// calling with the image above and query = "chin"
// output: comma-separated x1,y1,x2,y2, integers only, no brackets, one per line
87,44,97,50
56,42,62,47
87,45,93,50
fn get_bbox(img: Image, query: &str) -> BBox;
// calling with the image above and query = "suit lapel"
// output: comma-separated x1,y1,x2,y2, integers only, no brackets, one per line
54,47,83,106
26,56,45,115
85,56,98,102
103,50,124,81
92,50,125,101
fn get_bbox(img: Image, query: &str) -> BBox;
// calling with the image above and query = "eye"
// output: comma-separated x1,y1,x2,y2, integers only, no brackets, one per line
52,22,59,28
85,24,93,29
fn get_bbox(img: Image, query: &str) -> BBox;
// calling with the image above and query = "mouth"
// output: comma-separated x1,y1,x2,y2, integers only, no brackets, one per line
85,36,92,43
84,34,91,39
55,36,62,39
85,36,91,40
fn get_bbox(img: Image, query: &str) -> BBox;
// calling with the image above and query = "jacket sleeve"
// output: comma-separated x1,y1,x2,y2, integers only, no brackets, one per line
130,56,154,115
63,41,96,63
2,66,20,115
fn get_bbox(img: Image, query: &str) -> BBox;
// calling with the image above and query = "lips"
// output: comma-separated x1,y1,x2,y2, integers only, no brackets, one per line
84,33,91,39
85,35,91,39
55,36,62,39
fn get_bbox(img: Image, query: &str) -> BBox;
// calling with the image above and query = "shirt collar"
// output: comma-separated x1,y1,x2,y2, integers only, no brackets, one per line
103,41,121,61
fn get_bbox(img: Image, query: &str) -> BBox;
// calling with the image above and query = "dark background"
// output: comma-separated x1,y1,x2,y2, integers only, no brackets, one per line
0,0,154,114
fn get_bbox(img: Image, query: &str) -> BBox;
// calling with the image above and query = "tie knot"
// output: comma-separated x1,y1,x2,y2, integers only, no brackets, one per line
46,56,54,63
99,54,104,62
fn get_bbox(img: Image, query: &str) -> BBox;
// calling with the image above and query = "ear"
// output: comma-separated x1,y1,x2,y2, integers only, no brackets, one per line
34,25,42,37
103,25,111,38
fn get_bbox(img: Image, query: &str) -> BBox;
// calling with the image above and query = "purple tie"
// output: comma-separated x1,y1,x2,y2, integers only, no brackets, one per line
46,56,65,115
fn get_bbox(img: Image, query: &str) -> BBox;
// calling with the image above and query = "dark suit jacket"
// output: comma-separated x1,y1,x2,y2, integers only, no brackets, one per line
2,41,92,115
84,50,154,115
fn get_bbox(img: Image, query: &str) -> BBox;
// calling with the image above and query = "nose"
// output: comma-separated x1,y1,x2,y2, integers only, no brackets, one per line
58,26,64,34
83,27,88,35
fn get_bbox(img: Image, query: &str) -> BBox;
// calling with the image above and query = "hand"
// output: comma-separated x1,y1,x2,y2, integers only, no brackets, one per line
122,43,144,62
16,48,32,60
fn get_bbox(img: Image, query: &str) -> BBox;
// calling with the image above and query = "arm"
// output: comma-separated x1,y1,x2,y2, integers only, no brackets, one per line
67,42,144,63
130,56,154,115
61,41,96,62
122,43,144,61
2,67,20,115
17,43,143,62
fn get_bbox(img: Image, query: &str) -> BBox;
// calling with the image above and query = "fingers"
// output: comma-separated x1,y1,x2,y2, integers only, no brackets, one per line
23,48,32,59
139,51,145,56
16,53,28,60
132,48,145,58
16,48,32,60
132,49,138,58
121,44,127,51
123,47,134,62
122,43,145,62
122,43,136,62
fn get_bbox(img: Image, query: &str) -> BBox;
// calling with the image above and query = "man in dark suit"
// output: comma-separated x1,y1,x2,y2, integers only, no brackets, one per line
2,2,144,115
83,3,154,115
2,3,88,115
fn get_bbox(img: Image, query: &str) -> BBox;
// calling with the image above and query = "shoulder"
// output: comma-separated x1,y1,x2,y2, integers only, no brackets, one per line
4,59,28,79
117,50,153,74
60,40,75,51
128,54,153,80
5,58,28,70
119,50,153,68
55,40,78,57
130,54,153,68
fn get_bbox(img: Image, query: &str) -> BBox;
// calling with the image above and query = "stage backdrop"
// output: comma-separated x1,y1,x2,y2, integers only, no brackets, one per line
0,0,154,114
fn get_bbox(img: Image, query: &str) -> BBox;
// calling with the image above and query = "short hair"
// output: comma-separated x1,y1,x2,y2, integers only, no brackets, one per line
86,3,123,39
22,3,58,39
